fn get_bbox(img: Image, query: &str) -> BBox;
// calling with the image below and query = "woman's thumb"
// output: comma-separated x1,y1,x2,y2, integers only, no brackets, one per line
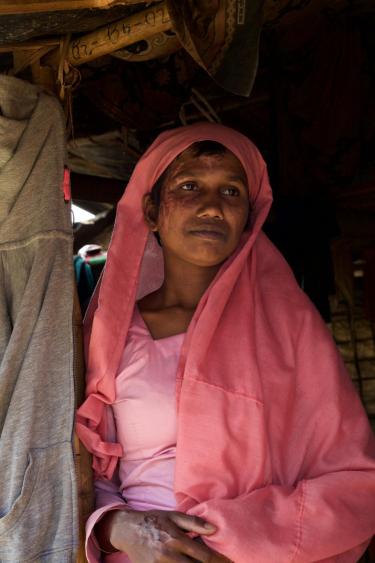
169,511,217,535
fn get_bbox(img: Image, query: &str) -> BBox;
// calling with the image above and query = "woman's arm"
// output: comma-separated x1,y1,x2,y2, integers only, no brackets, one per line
84,401,130,562
100,508,232,562
86,412,231,562
89,482,231,563
86,476,129,562
186,309,375,562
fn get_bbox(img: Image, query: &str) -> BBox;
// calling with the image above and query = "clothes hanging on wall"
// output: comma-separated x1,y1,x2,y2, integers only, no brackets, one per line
0,75,78,561
167,0,263,96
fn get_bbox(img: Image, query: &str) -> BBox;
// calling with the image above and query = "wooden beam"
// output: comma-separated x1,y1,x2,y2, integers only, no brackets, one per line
0,0,146,15
2,0,372,20
64,1,172,66
0,0,319,19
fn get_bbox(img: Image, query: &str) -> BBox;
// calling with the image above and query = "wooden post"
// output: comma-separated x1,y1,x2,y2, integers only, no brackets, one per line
66,1,172,66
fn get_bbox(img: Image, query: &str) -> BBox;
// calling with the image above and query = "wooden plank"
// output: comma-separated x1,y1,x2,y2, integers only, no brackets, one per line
65,1,172,66
0,0,146,15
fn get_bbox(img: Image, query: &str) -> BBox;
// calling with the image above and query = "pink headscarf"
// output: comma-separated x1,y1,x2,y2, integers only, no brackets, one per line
77,123,375,562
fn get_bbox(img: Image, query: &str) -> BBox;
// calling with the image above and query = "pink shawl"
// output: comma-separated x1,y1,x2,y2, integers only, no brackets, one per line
77,123,375,562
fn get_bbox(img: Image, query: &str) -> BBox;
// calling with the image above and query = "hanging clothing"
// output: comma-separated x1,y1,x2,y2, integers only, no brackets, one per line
166,0,263,96
77,122,375,563
0,76,78,560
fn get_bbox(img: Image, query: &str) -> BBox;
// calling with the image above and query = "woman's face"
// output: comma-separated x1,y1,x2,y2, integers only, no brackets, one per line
145,148,250,269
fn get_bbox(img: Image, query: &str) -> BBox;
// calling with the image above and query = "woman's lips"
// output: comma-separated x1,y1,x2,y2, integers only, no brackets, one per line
189,229,226,240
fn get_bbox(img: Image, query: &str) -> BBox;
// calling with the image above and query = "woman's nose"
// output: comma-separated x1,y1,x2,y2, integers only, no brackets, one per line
196,192,224,220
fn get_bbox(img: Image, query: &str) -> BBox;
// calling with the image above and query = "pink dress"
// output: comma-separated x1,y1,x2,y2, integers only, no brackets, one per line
85,307,184,562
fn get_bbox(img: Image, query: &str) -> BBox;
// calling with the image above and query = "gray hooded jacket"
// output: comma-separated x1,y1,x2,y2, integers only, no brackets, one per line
0,75,78,561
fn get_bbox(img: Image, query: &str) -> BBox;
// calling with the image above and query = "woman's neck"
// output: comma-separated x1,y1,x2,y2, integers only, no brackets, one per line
162,267,219,311
137,255,220,338
143,255,220,312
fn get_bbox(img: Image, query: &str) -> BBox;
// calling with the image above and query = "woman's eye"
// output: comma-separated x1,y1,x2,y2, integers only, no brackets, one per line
180,182,197,191
222,187,240,196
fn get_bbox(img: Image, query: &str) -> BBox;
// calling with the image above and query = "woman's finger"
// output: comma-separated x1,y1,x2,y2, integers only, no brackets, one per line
168,512,216,535
165,535,230,563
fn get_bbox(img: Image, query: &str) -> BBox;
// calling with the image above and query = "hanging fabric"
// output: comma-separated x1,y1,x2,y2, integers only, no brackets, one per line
0,75,78,561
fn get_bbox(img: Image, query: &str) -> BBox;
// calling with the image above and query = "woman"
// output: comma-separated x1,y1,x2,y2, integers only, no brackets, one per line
77,123,375,562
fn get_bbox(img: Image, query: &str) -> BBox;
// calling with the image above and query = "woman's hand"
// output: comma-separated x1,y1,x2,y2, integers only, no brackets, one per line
106,509,231,562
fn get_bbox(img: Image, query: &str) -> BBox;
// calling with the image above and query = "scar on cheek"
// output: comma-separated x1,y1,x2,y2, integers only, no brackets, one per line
161,194,197,214
160,192,180,207
133,515,172,547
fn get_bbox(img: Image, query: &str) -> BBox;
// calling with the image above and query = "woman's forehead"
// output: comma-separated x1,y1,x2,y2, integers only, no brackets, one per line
165,147,248,184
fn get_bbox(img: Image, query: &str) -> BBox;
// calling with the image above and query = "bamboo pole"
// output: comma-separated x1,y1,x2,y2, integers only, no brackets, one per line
65,1,172,66
112,31,180,62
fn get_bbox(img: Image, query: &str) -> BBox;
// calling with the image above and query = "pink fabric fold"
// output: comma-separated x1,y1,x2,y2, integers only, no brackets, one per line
76,122,375,562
